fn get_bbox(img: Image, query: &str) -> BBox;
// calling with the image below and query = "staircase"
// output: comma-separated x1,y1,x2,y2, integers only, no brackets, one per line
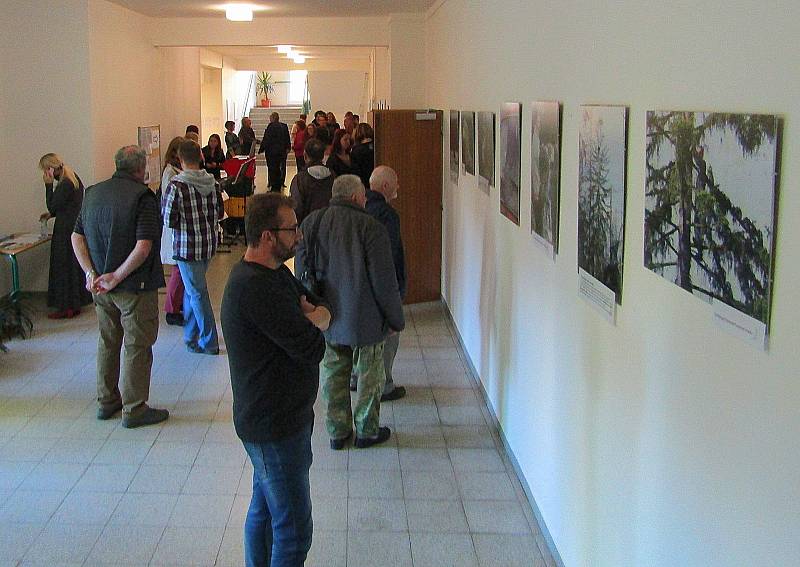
249,105,304,166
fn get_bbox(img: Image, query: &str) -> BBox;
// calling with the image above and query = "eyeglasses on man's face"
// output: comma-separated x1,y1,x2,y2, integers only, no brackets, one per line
268,225,300,234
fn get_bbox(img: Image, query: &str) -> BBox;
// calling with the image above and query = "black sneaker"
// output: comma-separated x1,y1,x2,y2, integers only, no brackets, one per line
165,313,184,326
354,426,391,449
122,407,169,428
380,386,406,402
330,431,352,450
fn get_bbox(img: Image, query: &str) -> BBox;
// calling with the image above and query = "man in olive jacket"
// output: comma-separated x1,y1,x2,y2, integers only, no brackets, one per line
296,174,404,450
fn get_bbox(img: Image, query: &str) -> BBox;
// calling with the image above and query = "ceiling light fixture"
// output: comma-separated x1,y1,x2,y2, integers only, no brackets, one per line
277,45,292,54
225,5,253,21
293,55,306,64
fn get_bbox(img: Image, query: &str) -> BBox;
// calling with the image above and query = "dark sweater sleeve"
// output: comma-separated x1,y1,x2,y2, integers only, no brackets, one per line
243,277,326,365
385,210,407,299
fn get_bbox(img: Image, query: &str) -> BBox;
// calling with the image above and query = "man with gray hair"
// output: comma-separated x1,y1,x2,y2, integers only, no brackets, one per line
296,174,404,449
72,146,169,428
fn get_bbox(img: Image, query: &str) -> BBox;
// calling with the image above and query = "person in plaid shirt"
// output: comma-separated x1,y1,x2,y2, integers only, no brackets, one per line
163,140,224,355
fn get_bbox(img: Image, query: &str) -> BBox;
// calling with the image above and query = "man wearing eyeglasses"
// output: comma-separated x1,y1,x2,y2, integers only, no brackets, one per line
221,193,331,567
296,174,405,451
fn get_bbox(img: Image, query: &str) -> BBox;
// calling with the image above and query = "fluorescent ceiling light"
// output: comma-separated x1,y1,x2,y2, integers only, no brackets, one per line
225,5,253,21
293,55,306,64
277,45,292,54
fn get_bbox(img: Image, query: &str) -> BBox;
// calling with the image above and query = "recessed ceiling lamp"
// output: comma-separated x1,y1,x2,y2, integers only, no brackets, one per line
225,4,253,21
277,45,292,54
293,55,306,64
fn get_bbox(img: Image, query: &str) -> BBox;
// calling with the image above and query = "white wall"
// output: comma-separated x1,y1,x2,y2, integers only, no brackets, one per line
307,71,365,125
0,0,94,294
88,0,163,181
200,67,223,144
388,14,426,109
426,1,800,566
159,47,202,146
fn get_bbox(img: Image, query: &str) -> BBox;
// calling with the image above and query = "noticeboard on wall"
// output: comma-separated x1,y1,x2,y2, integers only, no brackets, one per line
137,125,161,191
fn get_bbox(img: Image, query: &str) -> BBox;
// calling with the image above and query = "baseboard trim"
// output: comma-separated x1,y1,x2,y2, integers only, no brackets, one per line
441,297,565,567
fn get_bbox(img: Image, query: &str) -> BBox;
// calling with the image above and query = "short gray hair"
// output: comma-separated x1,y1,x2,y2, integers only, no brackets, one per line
332,174,365,199
114,145,147,174
369,165,397,191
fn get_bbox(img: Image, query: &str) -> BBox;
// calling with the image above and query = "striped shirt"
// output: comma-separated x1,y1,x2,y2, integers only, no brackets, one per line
162,176,222,262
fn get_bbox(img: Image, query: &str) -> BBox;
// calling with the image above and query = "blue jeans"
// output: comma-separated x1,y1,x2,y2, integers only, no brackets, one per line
177,259,218,351
242,423,313,567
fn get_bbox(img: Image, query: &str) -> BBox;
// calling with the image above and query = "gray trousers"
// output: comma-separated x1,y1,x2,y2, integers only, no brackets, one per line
350,332,400,395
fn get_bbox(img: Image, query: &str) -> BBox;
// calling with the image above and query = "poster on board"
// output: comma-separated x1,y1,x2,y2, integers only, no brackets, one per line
450,110,460,185
477,111,495,193
137,125,161,191
461,111,475,176
531,101,562,257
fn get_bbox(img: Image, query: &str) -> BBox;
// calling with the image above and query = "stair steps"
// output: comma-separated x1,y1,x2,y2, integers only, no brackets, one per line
248,105,304,165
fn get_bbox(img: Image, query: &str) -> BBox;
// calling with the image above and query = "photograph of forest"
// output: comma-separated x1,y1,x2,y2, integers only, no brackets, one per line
478,111,495,192
450,110,459,184
645,111,780,325
499,102,521,225
578,105,628,303
461,111,475,176
531,101,562,251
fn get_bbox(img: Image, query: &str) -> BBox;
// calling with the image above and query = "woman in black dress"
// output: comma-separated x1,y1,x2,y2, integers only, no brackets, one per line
38,153,92,319
350,122,375,189
326,129,354,177
202,134,225,179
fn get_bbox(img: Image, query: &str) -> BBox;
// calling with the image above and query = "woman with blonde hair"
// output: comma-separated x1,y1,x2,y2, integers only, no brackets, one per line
38,153,92,318
160,136,185,326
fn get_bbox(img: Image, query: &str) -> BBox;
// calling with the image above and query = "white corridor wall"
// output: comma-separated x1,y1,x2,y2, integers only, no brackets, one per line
425,1,800,566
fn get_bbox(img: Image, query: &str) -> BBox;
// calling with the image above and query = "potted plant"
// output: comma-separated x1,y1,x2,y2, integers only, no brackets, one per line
256,72,274,107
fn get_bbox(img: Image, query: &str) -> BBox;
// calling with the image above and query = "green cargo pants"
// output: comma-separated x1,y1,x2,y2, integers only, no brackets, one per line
321,341,386,440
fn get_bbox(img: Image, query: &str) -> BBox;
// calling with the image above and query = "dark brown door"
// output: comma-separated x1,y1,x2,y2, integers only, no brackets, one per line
372,109,443,304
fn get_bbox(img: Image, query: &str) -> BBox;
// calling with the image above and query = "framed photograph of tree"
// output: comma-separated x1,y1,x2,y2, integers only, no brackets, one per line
578,105,628,309
477,111,495,193
450,110,460,185
499,102,522,225
531,101,562,256
461,111,476,176
645,110,780,334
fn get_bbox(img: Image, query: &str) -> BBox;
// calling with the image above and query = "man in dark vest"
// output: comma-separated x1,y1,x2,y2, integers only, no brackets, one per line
71,145,169,429
289,138,335,224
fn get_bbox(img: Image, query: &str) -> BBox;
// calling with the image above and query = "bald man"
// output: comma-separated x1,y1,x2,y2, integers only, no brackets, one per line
365,166,407,402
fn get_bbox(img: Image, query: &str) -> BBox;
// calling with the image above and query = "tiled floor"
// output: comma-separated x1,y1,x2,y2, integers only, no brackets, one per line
0,248,555,566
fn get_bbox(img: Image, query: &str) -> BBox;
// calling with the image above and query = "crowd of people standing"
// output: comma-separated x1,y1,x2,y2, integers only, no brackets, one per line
35,103,405,566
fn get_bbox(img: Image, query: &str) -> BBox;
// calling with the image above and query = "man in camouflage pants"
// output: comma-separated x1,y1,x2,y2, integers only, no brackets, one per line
296,174,405,450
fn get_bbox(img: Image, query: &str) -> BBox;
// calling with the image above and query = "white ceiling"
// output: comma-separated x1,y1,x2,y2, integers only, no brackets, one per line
108,0,435,18
211,45,375,60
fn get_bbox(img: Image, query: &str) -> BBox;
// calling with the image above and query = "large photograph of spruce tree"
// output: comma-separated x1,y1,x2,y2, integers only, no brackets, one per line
578,105,628,303
450,110,459,184
645,111,780,325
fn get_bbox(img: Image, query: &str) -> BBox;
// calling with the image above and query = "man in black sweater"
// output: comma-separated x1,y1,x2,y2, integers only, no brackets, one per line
220,193,331,567
258,112,291,192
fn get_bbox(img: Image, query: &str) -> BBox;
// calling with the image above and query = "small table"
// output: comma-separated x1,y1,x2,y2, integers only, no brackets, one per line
0,233,51,346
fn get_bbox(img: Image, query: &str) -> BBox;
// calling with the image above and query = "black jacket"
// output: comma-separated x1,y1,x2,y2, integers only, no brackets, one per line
366,190,406,299
258,121,290,158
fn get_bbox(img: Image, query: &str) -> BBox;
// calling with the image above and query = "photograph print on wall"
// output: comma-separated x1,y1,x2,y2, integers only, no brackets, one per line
578,105,628,306
531,101,562,255
499,102,522,225
450,110,459,185
477,111,496,193
461,111,476,176
645,110,780,334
